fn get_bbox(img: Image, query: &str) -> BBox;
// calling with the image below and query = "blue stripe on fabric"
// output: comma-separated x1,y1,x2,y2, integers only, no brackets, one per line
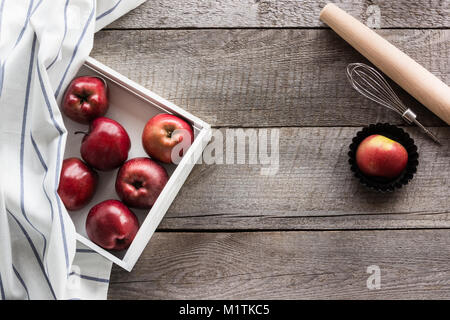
30,133,55,221
0,62,4,98
36,66,64,135
14,0,34,47
54,4,95,98
47,0,70,70
0,0,35,97
0,0,5,37
7,209,56,299
19,36,37,222
12,265,30,300
30,0,43,16
69,272,109,283
30,133,52,273
36,60,70,274
18,35,51,265
0,272,5,300
76,248,96,253
96,0,122,21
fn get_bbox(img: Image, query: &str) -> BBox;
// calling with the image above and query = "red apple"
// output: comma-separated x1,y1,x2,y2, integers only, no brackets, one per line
142,114,194,163
115,157,169,209
86,200,139,251
356,134,408,179
79,117,131,171
62,76,108,124
57,158,98,211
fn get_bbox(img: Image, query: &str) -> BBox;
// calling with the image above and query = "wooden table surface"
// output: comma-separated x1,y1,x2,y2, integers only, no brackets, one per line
94,1,450,299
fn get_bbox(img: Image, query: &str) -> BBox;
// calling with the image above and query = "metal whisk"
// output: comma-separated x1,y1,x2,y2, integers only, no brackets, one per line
346,63,440,145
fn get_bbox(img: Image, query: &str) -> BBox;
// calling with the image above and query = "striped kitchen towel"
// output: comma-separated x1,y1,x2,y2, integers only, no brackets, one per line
0,0,146,300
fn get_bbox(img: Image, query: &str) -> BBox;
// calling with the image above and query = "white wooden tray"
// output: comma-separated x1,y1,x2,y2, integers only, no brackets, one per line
63,57,211,271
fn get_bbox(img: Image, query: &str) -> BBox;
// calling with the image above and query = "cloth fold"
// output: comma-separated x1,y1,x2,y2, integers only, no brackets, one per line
0,0,146,300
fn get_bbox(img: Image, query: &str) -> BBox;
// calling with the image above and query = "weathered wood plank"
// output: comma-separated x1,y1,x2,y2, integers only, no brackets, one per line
92,29,449,127
108,230,450,299
152,126,450,230
108,0,450,29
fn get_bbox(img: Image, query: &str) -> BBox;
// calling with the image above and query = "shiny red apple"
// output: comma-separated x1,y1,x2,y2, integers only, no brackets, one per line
142,114,194,163
62,76,108,124
57,158,98,211
115,157,169,209
79,117,131,171
86,200,139,251
356,134,408,179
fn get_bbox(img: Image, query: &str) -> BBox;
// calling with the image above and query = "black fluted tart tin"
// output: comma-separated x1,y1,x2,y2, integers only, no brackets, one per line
348,123,419,192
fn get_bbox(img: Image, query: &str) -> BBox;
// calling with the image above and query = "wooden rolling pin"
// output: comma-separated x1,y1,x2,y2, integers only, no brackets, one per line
319,3,450,125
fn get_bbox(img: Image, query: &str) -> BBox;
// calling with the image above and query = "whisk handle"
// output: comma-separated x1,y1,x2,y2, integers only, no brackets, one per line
400,108,440,144
411,118,441,145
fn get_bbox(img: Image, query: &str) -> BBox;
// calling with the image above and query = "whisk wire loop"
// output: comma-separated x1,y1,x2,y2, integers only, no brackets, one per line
347,63,407,115
346,63,440,144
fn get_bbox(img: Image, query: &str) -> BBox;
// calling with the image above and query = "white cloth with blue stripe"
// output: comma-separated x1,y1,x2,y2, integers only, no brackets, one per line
0,0,146,300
